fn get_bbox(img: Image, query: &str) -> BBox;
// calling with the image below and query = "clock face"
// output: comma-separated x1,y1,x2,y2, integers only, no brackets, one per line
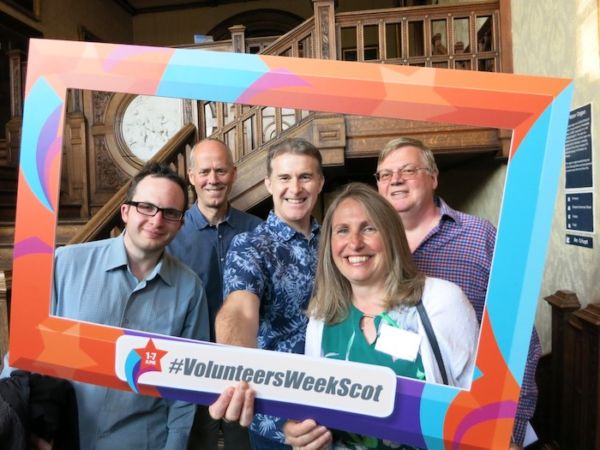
121,95,184,161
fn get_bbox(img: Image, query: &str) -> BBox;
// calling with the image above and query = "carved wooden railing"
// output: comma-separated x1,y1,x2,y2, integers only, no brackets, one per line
200,16,317,162
334,2,503,69
2,1,507,243
200,1,504,164
68,123,196,244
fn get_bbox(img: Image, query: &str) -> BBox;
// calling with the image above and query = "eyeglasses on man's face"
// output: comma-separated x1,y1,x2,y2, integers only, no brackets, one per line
373,166,430,183
125,201,184,222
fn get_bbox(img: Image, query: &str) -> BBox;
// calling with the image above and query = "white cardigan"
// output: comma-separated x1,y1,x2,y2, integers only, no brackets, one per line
305,277,479,388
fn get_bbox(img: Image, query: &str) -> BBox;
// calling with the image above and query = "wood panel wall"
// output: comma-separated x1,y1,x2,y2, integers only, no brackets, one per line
545,290,600,449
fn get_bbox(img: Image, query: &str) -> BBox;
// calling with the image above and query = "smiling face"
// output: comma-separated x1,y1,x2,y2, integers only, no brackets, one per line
376,145,438,217
331,197,387,289
188,140,236,216
121,175,185,256
265,153,324,235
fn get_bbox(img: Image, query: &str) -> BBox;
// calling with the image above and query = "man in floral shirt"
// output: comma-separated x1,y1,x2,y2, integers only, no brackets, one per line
216,138,324,449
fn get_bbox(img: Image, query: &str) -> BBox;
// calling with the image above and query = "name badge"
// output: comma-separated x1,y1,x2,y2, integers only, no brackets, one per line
375,323,421,362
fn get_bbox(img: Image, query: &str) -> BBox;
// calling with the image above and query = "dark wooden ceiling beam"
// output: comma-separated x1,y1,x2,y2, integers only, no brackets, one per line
112,0,262,16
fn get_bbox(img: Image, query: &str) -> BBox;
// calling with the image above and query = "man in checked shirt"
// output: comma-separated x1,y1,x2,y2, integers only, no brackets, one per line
375,137,541,449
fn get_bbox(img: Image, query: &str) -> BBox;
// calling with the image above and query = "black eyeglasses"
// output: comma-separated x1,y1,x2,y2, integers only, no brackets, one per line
374,166,429,183
125,201,184,222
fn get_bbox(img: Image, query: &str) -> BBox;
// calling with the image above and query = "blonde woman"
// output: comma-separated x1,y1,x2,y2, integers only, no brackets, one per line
284,183,478,450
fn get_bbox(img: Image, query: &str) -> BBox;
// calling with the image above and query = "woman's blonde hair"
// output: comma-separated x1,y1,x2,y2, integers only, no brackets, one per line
308,182,424,324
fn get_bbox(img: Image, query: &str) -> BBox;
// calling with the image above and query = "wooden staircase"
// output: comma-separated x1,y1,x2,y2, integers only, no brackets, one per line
0,0,510,264
204,0,508,211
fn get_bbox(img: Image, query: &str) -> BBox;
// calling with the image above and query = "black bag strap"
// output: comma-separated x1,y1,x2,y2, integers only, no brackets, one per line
416,301,448,385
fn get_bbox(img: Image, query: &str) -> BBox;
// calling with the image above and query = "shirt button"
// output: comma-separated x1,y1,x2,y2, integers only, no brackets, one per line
123,319,129,325
220,257,224,262
218,235,223,239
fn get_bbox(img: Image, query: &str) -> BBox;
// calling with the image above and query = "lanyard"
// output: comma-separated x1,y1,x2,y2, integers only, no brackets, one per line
344,310,400,359
379,311,400,329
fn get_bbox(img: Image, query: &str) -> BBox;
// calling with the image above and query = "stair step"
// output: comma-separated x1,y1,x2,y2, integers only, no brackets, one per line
0,166,18,183
0,205,16,221
0,189,17,203
0,165,18,221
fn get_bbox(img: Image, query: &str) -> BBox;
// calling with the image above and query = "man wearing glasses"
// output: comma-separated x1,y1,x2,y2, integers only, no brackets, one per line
48,162,254,450
168,139,261,450
375,137,541,450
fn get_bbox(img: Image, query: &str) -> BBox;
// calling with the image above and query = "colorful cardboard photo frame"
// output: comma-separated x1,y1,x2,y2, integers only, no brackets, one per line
10,39,573,449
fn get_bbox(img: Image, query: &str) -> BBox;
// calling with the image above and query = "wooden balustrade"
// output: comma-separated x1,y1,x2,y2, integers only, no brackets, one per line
334,2,503,70
261,17,316,58
198,0,504,163
1,0,507,238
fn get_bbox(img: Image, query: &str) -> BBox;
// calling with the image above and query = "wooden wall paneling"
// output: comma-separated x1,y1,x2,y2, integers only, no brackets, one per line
83,89,131,215
565,313,583,449
544,290,581,447
572,304,600,450
60,111,89,217
344,115,501,159
311,113,346,167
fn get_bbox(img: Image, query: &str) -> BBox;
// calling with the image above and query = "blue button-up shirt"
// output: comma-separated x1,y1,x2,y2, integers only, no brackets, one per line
52,235,209,450
167,204,261,341
223,210,320,443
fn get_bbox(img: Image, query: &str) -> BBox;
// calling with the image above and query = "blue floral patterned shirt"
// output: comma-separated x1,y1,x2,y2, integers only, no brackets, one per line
223,210,320,443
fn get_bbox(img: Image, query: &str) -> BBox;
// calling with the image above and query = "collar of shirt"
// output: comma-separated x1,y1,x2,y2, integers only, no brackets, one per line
436,196,462,226
104,234,173,286
189,203,233,230
415,197,461,252
265,210,320,242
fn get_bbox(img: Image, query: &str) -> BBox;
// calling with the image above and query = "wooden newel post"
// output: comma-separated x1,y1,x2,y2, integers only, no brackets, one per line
229,25,246,54
312,0,336,60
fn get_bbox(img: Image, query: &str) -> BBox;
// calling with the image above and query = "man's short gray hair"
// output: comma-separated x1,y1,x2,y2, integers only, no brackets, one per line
378,137,439,175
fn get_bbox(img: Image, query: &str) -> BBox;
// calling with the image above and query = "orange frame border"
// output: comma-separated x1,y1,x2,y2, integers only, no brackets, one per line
10,39,573,449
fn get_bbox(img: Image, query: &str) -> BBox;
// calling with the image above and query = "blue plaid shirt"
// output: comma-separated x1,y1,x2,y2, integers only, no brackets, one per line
223,210,320,443
412,197,541,445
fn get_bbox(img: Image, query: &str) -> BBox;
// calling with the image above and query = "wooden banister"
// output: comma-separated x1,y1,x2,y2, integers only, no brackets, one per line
260,17,315,57
68,123,196,245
